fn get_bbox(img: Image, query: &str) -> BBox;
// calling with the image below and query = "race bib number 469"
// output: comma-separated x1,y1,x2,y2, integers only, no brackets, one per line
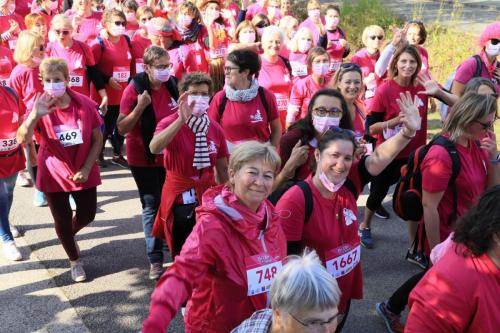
245,254,283,296
56,129,83,147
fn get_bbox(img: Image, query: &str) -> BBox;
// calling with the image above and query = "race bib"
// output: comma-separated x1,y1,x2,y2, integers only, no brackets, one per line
325,243,361,278
209,47,227,59
8,39,17,50
0,77,9,87
364,88,375,99
383,124,402,140
275,94,289,111
69,74,84,87
245,253,282,296
112,66,130,83
329,60,342,72
0,137,18,152
56,129,83,147
135,59,144,73
181,188,197,205
291,61,308,77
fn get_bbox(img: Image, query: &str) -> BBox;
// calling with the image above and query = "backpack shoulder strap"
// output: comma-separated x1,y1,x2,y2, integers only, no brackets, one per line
3,86,19,103
123,34,132,49
97,36,105,52
472,54,483,78
257,86,270,119
278,55,292,74
164,76,179,101
344,178,358,199
297,181,314,225
218,92,228,119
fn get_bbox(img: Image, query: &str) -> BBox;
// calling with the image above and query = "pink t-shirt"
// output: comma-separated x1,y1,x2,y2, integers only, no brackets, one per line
288,51,309,82
0,87,25,178
455,55,500,94
0,46,14,87
351,48,380,105
299,17,325,45
46,40,96,96
325,28,348,72
154,113,229,177
258,56,292,129
9,64,44,116
119,82,179,166
288,75,329,122
0,14,26,51
207,87,279,150
368,79,428,159
90,35,134,106
65,10,103,46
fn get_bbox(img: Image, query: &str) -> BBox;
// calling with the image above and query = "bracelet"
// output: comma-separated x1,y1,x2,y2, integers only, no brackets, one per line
399,129,415,140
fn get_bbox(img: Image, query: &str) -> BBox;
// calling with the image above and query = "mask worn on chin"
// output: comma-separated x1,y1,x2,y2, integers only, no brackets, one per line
298,39,312,53
49,0,58,11
312,115,340,133
239,32,256,43
179,15,193,27
44,82,66,98
485,42,500,57
154,68,171,82
125,12,137,23
308,9,320,18
188,95,210,116
312,62,330,76
325,17,340,30
319,170,346,193
110,25,126,36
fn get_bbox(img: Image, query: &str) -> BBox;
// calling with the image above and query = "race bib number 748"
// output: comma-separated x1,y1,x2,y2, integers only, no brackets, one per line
245,254,283,296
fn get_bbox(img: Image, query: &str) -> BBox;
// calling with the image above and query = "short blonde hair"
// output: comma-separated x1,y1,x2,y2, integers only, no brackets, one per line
137,5,154,18
50,14,73,30
278,15,298,41
229,141,281,176
13,31,44,64
361,25,384,46
233,20,258,43
287,27,313,52
25,13,46,30
40,58,70,81
307,0,321,11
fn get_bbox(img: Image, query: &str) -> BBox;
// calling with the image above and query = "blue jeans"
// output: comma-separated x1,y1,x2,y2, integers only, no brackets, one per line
130,166,166,264
0,173,18,243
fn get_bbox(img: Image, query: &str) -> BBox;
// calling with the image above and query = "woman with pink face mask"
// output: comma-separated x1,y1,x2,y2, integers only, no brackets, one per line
17,57,103,283
0,0,26,52
287,27,314,82
298,0,324,45
65,0,103,45
228,20,261,54
318,4,350,74
130,5,155,54
286,47,331,128
123,0,139,37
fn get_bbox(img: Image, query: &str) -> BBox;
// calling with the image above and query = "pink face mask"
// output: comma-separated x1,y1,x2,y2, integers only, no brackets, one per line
318,163,346,193
44,82,66,98
298,39,312,53
325,17,340,30
312,115,340,133
312,62,329,76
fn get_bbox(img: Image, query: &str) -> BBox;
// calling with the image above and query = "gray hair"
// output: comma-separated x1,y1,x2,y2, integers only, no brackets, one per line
261,25,285,43
270,250,341,314
463,77,497,95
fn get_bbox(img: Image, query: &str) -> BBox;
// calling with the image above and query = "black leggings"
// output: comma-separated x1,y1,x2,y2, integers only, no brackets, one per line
102,105,124,156
386,270,427,315
366,158,407,211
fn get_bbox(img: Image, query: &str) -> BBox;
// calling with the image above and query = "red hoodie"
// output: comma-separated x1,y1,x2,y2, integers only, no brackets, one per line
143,185,287,333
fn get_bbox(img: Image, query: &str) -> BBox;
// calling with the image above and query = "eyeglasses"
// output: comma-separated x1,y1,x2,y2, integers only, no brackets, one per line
255,22,270,28
313,106,343,117
140,17,153,23
490,38,500,45
38,45,45,51
223,66,239,73
369,35,384,40
289,312,340,329
152,63,173,70
114,21,126,26
54,29,71,35
475,119,495,130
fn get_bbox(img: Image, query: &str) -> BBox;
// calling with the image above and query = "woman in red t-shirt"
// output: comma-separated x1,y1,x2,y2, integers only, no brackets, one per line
276,93,422,332
0,0,26,52
17,58,103,283
360,44,428,249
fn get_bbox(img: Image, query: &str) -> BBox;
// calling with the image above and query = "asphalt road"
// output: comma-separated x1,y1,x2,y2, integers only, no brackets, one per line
3,149,422,333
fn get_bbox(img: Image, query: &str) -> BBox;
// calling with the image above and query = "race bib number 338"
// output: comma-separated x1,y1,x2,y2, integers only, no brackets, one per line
0,137,18,152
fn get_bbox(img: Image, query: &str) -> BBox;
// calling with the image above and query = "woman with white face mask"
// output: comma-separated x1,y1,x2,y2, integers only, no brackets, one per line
17,57,104,283
149,71,229,259
90,9,134,168
228,20,261,54
286,47,331,128
298,0,324,45
318,4,350,73
276,92,422,333
116,46,179,280
452,21,500,96
287,27,314,82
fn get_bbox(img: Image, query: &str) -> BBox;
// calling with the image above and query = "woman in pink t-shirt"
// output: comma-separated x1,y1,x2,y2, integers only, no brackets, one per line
227,20,260,54
298,0,324,45
287,27,314,83
65,0,103,45
123,0,140,37
318,4,350,74
17,58,103,283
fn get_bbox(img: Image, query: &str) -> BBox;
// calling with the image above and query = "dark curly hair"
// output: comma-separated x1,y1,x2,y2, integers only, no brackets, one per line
453,185,500,256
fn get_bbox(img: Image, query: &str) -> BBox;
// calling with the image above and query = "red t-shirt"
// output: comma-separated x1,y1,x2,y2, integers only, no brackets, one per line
9,64,44,116
154,113,229,177
455,55,500,94
351,48,380,106
407,243,500,333
0,87,25,177
258,56,292,129
421,139,488,246
119,82,179,166
207,87,279,152
288,75,329,122
47,40,96,96
0,14,26,51
90,35,134,106
325,28,348,71
0,46,14,87
65,10,103,46
14,0,33,16
368,79,428,159
276,159,372,313
131,33,151,74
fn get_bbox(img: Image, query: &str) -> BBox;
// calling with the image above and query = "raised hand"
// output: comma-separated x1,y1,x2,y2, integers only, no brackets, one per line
396,91,421,133
288,140,309,169
416,72,441,97
33,93,57,118
480,131,498,160
177,92,195,123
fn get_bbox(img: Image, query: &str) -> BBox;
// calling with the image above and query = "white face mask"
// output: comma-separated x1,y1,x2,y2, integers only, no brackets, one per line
319,168,346,193
256,27,264,36
308,9,320,19
179,15,193,27
298,39,312,53
325,17,340,30
188,95,210,116
125,12,137,23
485,41,500,57
239,31,256,43
267,7,278,17
32,56,43,65
48,0,58,11
207,9,220,20
110,25,126,36
153,68,171,82
312,62,330,76
44,82,66,98
312,115,340,133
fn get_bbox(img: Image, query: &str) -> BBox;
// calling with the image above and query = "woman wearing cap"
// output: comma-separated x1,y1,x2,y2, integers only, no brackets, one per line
0,86,25,261
17,58,103,282
452,21,500,96
0,0,26,52
232,250,342,333
359,45,428,249
117,46,179,280
318,4,349,74
351,25,385,109
91,9,134,168
276,92,422,332
286,27,314,83
258,26,292,129
143,141,285,333
286,47,330,128
65,0,103,45
298,0,324,45
228,20,261,53
208,49,281,153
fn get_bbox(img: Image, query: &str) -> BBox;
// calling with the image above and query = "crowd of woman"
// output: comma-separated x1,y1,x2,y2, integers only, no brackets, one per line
1,0,499,332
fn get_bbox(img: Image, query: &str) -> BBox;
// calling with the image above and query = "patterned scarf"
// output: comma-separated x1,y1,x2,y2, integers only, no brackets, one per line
177,22,201,43
225,79,259,102
187,114,211,169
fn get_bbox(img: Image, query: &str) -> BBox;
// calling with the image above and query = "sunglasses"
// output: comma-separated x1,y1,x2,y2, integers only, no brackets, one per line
54,29,71,35
475,119,495,130
114,21,126,26
369,35,384,40
491,38,500,46
255,22,270,28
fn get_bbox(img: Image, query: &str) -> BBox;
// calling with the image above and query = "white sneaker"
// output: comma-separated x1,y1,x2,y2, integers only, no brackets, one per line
10,225,20,238
3,241,22,261
16,170,33,187
70,260,86,282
